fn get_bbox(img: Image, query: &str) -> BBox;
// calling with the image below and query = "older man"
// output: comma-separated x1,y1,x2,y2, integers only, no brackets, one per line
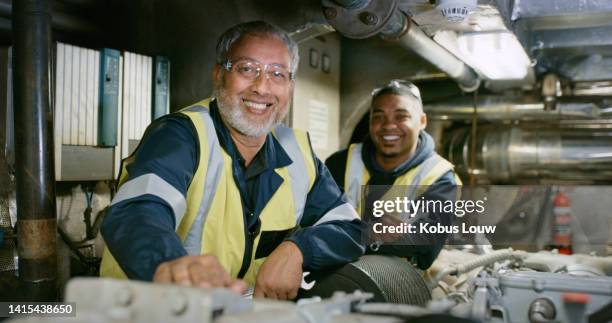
100,21,364,300
326,80,461,269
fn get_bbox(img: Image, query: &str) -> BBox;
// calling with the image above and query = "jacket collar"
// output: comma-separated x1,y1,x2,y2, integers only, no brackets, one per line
362,131,435,178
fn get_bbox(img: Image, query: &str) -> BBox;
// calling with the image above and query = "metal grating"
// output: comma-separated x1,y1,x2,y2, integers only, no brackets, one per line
0,154,15,272
0,238,16,272
0,150,11,229
0,193,9,228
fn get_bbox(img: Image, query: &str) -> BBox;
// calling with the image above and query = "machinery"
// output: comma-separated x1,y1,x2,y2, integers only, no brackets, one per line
4,251,611,323
0,0,611,322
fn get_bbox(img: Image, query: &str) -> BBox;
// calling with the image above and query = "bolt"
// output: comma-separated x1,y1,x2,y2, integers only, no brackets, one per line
360,12,379,25
115,288,133,307
532,279,545,293
170,292,188,316
324,7,337,20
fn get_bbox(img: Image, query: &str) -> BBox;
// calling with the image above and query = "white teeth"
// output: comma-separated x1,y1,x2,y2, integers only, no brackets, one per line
244,100,268,110
383,135,400,141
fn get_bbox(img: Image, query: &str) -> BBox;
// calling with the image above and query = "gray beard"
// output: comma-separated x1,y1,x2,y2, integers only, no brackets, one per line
213,85,288,138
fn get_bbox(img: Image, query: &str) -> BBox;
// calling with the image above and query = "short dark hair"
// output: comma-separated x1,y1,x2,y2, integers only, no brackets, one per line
215,21,299,74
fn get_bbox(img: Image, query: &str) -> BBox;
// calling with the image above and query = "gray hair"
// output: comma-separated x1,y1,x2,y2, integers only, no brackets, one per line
215,21,300,75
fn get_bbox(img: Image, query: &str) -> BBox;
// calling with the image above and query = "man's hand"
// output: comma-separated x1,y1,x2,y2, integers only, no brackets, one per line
254,241,303,300
153,254,246,293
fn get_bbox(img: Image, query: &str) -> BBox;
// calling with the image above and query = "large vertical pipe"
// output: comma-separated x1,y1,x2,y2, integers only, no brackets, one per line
13,0,57,301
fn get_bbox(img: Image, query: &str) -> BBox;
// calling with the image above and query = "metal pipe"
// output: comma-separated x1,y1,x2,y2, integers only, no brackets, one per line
386,17,480,92
429,248,522,288
447,124,612,183
355,303,430,317
0,0,100,35
424,96,601,120
322,0,480,91
13,0,58,301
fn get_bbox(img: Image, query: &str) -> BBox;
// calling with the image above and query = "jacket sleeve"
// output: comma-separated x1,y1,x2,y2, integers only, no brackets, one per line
100,115,198,281
286,155,366,270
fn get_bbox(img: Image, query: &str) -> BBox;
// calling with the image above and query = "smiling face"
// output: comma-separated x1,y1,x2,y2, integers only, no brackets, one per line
369,93,427,170
213,33,293,138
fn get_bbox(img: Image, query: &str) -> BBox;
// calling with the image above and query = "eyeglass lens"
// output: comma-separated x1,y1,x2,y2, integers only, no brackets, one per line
231,60,291,85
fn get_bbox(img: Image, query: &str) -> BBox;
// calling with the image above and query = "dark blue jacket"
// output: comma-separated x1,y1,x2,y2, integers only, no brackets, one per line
325,132,459,269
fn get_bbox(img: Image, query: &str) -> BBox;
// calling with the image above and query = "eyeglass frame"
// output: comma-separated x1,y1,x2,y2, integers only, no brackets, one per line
219,58,295,84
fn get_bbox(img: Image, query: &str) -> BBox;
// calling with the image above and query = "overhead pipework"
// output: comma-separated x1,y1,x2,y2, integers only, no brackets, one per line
446,122,612,183
424,96,603,121
322,0,481,92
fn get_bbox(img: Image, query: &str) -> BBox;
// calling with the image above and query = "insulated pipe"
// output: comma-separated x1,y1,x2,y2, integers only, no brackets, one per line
13,0,58,301
447,124,612,183
383,15,480,92
424,96,601,120
322,0,481,92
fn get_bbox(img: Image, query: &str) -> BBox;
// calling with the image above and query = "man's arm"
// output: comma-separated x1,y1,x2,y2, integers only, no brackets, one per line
375,170,459,269
101,116,196,280
287,156,365,270
254,155,364,299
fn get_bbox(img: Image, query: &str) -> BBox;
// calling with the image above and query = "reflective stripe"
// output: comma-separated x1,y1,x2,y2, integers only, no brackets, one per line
409,154,444,187
273,125,311,224
182,106,225,255
345,143,365,209
345,144,455,204
422,157,455,186
111,173,187,229
404,154,444,200
313,203,359,226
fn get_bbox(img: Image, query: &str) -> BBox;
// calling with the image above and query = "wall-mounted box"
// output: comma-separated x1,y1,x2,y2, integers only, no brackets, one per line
152,56,170,121
52,43,169,181
121,52,153,159
54,42,112,181
98,48,121,147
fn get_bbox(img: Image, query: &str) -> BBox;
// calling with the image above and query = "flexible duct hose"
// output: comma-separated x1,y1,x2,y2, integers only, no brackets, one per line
298,255,431,305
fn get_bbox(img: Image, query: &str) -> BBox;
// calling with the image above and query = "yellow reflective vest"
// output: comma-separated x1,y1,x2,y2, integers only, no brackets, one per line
343,142,461,214
100,99,317,284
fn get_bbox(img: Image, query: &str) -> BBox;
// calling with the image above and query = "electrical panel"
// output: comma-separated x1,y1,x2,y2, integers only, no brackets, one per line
54,43,110,181
152,56,170,121
52,42,170,181
120,52,153,160
98,48,121,147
